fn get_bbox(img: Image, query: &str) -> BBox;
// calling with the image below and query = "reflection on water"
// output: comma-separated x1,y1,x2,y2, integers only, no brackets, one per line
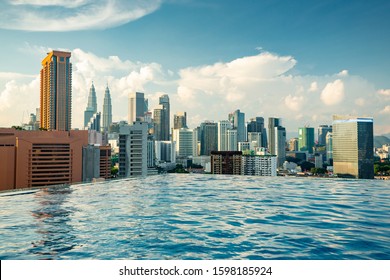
0,174,390,260
28,187,79,259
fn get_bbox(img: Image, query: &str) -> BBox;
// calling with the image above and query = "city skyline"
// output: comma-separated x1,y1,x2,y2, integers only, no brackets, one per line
0,1,390,135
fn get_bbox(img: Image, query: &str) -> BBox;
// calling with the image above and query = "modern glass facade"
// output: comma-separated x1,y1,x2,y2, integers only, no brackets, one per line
298,127,315,153
199,122,218,156
333,116,374,179
128,92,145,124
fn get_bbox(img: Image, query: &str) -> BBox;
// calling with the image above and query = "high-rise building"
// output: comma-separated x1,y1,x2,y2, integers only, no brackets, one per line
155,141,176,163
84,83,97,127
118,122,148,177
172,128,194,157
289,137,299,151
218,120,232,151
82,145,111,182
211,151,242,175
268,117,280,154
227,129,238,151
159,94,170,140
102,85,112,132
128,92,146,124
332,116,374,179
275,126,286,167
326,132,333,164
247,132,262,149
86,112,101,131
147,140,155,168
241,155,277,176
229,109,246,143
318,125,332,146
192,127,199,157
174,112,187,129
268,118,286,167
40,50,72,131
247,117,267,147
153,94,170,141
199,121,218,156
298,127,315,153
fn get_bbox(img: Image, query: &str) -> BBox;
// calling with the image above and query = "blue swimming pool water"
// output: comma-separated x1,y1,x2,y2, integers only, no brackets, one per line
0,174,389,259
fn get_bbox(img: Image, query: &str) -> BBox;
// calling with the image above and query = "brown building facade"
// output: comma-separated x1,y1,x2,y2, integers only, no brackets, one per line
0,128,88,191
211,151,242,175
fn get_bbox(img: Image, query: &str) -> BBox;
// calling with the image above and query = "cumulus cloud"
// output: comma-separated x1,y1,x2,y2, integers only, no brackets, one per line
0,77,40,125
285,94,304,111
320,79,345,106
337,70,349,77
308,81,318,92
177,52,296,105
0,0,162,31
0,47,165,128
380,106,390,115
378,89,390,96
0,48,388,134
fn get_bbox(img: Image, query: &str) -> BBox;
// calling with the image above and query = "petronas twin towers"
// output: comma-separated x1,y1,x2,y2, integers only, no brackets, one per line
84,82,112,131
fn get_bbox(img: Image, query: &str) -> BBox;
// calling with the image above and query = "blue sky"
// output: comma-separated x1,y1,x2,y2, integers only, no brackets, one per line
0,0,389,135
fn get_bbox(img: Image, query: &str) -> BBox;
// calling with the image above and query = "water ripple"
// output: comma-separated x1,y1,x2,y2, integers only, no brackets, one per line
0,174,389,259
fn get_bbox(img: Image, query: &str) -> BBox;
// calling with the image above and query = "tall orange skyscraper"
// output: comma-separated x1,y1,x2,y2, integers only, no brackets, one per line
40,50,72,131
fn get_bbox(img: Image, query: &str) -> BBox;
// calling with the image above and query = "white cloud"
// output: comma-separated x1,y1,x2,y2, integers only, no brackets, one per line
308,81,318,92
380,106,390,115
0,72,36,79
355,98,365,107
320,79,345,106
378,89,390,96
0,48,388,134
285,94,304,111
338,70,349,77
0,77,40,125
0,0,162,31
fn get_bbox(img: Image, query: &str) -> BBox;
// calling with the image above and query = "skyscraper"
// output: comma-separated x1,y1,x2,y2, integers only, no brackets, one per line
173,128,194,157
119,122,148,177
298,127,315,153
40,50,72,131
289,137,299,151
227,129,238,151
218,120,232,151
199,121,218,156
153,94,170,141
128,92,145,124
268,117,286,167
275,126,286,167
159,94,170,140
332,116,374,179
228,109,246,143
174,112,187,129
318,125,332,146
326,132,333,164
84,82,97,128
102,85,112,132
247,117,267,147
86,112,101,131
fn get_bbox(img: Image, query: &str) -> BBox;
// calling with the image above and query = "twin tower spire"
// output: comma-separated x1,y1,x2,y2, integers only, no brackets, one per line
84,82,112,131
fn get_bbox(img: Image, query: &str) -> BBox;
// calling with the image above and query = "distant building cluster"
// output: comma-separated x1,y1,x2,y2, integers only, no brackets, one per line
0,50,379,191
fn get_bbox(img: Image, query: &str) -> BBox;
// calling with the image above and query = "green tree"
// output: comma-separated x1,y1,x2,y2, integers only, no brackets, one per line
111,166,119,177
